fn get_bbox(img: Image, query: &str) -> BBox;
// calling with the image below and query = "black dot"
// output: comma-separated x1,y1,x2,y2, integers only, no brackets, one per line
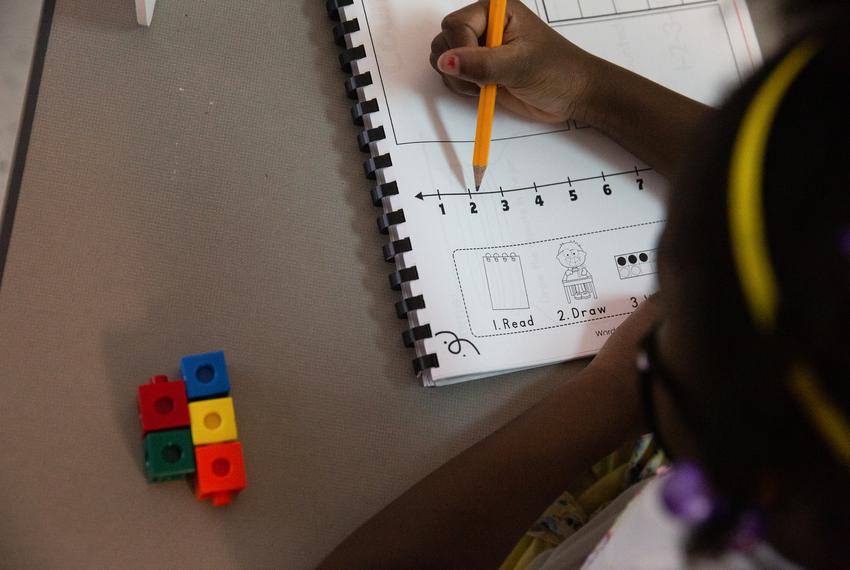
639,253,648,262
617,257,627,266
628,255,637,264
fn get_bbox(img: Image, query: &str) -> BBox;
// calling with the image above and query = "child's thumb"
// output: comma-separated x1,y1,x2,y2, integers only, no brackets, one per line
437,46,523,87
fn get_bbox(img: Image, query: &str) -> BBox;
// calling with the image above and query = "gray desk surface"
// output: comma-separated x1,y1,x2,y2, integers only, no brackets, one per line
0,0,44,225
0,1,783,568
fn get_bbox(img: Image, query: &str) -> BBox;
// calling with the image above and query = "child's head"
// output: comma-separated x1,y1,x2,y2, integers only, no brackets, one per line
652,23,850,564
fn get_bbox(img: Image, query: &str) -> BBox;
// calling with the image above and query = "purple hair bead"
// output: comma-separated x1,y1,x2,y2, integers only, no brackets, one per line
661,462,718,524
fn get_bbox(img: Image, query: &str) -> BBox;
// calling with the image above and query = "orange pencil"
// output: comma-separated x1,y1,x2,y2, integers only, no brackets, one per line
473,0,508,190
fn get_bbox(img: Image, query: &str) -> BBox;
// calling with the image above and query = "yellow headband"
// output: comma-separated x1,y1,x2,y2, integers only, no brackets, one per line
729,40,850,467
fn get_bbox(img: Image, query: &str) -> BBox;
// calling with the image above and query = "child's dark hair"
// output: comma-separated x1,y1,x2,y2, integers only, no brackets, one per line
658,15,850,564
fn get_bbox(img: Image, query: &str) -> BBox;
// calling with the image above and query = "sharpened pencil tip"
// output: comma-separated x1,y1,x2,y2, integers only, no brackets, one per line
473,165,487,191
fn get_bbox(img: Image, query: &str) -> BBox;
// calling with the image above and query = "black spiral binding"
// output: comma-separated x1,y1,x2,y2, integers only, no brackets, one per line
327,0,438,377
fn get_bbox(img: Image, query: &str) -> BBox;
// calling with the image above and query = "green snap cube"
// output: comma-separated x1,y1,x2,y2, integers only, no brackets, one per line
144,428,196,482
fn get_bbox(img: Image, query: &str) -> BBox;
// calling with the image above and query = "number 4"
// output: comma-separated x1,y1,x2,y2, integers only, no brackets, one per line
535,195,544,206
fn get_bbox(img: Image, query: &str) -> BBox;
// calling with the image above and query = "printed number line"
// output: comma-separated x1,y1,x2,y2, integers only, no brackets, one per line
417,167,652,200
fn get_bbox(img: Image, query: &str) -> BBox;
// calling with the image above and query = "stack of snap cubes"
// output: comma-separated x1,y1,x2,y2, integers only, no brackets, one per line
137,351,246,506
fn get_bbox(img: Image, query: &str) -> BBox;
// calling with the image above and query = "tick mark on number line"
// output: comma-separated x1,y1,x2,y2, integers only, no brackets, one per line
420,168,655,201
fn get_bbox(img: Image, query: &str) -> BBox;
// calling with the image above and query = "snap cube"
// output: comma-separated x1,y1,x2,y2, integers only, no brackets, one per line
144,428,196,482
138,375,190,435
194,441,247,506
189,397,238,446
181,351,230,401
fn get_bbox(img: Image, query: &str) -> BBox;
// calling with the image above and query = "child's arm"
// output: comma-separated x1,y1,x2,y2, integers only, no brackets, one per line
319,299,659,569
430,0,711,179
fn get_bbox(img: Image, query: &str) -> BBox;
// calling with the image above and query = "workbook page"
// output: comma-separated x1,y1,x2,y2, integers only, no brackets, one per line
339,0,760,385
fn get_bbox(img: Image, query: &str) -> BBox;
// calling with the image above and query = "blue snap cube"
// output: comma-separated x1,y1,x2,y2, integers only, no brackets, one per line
181,351,230,401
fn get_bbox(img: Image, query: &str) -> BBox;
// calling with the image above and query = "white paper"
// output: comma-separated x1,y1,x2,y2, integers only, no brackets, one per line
339,0,761,385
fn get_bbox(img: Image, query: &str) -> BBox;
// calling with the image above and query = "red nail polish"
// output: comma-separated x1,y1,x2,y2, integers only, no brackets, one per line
446,55,458,70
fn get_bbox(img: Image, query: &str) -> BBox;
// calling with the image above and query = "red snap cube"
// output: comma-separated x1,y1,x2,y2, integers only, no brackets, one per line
194,441,247,506
138,375,190,435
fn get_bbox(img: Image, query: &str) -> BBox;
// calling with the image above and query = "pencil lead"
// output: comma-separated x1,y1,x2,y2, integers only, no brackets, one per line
473,165,486,191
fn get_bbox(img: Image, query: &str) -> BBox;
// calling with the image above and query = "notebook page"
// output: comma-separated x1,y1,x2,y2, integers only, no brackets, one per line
338,0,761,386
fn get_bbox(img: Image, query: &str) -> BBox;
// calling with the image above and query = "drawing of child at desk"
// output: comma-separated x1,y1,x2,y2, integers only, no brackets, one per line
557,241,597,304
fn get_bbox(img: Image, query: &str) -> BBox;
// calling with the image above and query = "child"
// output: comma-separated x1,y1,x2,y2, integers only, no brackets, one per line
322,1,850,567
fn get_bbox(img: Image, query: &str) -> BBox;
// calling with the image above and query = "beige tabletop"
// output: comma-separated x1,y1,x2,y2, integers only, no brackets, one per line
0,1,783,568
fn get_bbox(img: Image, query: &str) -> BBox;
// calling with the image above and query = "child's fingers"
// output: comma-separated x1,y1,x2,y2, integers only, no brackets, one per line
430,32,450,59
440,2,490,48
442,74,480,97
436,45,525,87
430,48,480,96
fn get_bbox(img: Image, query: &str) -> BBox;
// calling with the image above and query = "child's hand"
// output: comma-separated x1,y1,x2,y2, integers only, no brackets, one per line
430,1,712,177
591,296,659,376
586,296,661,434
429,0,595,124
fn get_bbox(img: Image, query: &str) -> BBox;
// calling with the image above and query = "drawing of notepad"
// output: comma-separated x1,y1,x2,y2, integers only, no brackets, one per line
483,253,530,311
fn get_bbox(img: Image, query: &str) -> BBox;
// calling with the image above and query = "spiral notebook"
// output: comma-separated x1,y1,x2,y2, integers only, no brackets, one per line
326,0,760,386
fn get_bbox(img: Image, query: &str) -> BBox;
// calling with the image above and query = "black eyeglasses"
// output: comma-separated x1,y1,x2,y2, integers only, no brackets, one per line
636,324,690,460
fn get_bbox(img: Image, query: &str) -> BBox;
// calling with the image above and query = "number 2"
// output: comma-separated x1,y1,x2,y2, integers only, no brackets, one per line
558,310,565,322
470,202,478,214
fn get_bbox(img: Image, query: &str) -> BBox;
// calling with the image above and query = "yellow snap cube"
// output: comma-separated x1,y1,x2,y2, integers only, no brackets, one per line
189,397,238,445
